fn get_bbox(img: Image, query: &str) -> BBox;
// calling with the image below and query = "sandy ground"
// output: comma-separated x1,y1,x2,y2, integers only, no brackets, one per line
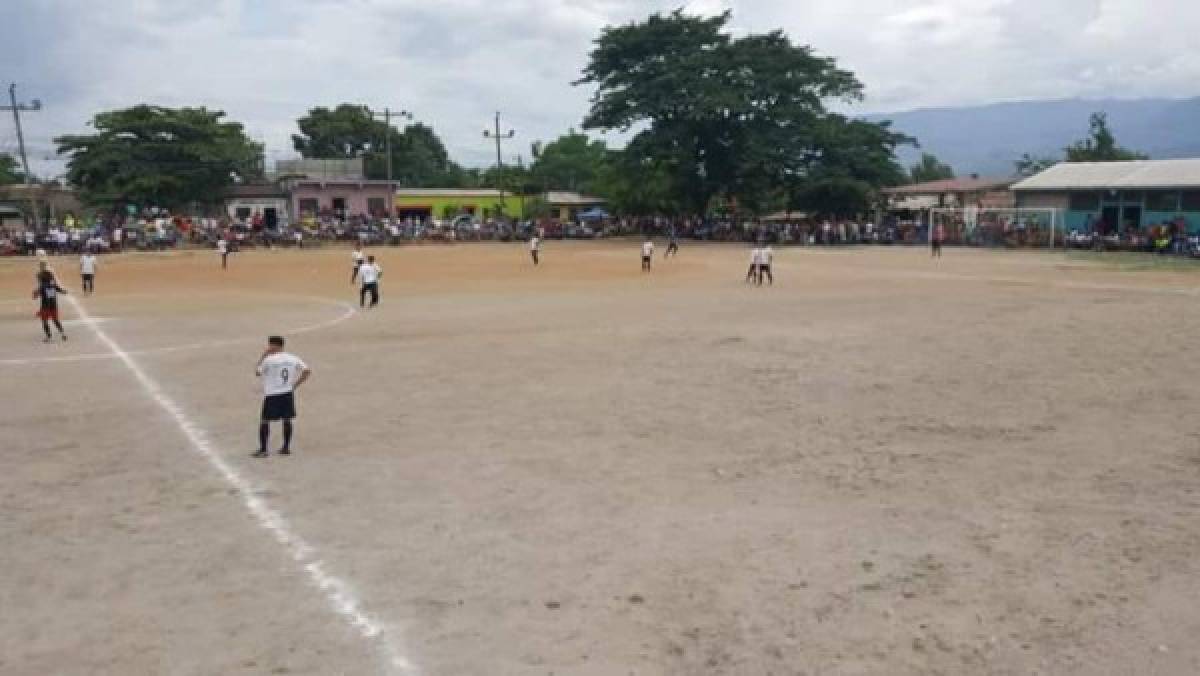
3,241,1200,675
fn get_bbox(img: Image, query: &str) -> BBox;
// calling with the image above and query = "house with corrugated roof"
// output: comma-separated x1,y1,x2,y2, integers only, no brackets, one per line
1012,159,1200,234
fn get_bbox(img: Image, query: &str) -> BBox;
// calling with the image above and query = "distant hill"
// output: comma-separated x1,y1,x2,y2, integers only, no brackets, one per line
867,97,1200,177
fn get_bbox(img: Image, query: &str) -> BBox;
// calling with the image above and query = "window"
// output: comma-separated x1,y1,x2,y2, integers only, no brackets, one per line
367,197,386,217
298,198,318,216
1068,192,1100,210
1145,191,1180,211
332,197,347,216
1182,191,1200,211
235,207,252,220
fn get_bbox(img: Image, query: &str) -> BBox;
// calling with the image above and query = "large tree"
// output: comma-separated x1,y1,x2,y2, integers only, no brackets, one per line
576,10,909,215
292,105,463,186
0,153,23,185
55,106,262,207
909,153,954,183
1064,112,1147,162
529,131,609,194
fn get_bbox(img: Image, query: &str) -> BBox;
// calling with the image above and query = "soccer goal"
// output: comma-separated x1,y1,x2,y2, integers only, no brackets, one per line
929,207,1063,249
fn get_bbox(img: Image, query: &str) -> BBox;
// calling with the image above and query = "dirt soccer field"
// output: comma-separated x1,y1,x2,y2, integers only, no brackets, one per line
3,241,1200,676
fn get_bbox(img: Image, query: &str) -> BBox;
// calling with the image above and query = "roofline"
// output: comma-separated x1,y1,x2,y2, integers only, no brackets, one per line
1012,184,1200,191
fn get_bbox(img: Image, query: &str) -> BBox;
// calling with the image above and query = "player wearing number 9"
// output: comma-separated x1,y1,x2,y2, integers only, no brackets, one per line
252,335,311,458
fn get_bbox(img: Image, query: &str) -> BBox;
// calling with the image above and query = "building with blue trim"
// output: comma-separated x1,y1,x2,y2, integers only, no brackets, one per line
1012,159,1200,234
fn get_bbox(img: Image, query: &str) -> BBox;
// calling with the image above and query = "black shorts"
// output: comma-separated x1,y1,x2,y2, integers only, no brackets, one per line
261,392,296,421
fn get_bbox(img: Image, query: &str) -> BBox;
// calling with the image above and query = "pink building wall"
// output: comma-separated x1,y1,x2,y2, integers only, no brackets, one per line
289,181,395,220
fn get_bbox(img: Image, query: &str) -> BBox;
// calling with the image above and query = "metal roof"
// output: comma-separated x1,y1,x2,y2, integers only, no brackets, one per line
394,188,504,197
1011,159,1200,191
544,191,605,205
882,177,1015,195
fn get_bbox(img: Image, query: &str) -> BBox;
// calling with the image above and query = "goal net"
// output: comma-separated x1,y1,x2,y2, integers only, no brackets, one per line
929,207,1063,249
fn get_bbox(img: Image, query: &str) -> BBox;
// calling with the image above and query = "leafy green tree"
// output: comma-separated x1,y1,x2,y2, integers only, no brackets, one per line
1064,112,1147,162
909,153,954,183
293,105,464,186
577,10,907,215
1014,153,1058,177
55,105,262,207
591,151,678,215
529,131,609,194
793,178,873,219
0,153,24,185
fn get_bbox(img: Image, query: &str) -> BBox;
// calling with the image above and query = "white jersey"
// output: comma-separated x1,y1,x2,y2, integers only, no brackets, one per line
761,247,774,265
352,250,365,265
216,239,228,254
80,255,97,275
358,263,382,284
642,241,654,257
750,248,762,264
257,352,308,397
530,236,540,251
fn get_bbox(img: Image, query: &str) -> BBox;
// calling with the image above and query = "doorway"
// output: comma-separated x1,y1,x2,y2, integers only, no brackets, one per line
1100,206,1119,234
1121,205,1142,232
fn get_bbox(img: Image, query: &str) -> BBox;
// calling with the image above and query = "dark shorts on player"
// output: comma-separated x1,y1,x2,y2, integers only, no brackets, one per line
37,307,59,321
261,392,296,421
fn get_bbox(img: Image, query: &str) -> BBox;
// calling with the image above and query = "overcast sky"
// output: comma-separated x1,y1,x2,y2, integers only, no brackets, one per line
3,0,1199,176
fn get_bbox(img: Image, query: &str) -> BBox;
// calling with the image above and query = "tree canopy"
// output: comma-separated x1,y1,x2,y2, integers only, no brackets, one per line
55,105,262,208
528,131,609,194
576,10,909,216
1014,153,1058,177
909,153,954,183
1064,112,1147,162
292,104,464,186
0,153,23,185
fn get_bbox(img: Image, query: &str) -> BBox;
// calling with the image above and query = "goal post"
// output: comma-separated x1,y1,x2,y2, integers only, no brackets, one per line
928,207,1063,250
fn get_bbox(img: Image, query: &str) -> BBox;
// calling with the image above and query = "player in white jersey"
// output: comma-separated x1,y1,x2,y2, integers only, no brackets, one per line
253,335,311,457
351,243,366,283
746,246,761,284
216,237,229,269
758,244,774,286
80,251,98,294
529,235,540,266
354,254,383,308
641,238,654,272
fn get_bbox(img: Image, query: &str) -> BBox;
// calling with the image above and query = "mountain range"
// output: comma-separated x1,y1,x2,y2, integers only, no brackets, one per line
867,97,1200,178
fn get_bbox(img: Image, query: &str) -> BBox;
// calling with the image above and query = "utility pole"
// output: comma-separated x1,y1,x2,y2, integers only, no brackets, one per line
3,83,43,230
483,112,515,218
369,107,412,222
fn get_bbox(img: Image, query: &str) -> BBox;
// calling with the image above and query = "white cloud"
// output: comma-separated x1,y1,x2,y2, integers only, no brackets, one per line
2,0,1199,177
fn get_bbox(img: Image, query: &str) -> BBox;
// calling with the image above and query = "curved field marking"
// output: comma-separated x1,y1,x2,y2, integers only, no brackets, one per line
0,294,357,367
64,294,416,675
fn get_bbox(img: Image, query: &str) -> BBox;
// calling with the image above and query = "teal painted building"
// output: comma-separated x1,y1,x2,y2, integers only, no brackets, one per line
1012,159,1200,234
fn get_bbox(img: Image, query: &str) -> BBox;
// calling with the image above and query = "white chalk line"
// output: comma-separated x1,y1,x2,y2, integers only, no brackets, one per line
0,295,357,366
64,294,416,675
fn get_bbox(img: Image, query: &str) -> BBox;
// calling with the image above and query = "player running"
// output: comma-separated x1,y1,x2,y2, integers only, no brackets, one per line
80,250,98,294
530,234,540,266
354,254,382,308
665,226,679,258
33,265,68,343
351,243,366,283
746,246,762,284
759,244,774,286
641,238,654,272
253,336,311,457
